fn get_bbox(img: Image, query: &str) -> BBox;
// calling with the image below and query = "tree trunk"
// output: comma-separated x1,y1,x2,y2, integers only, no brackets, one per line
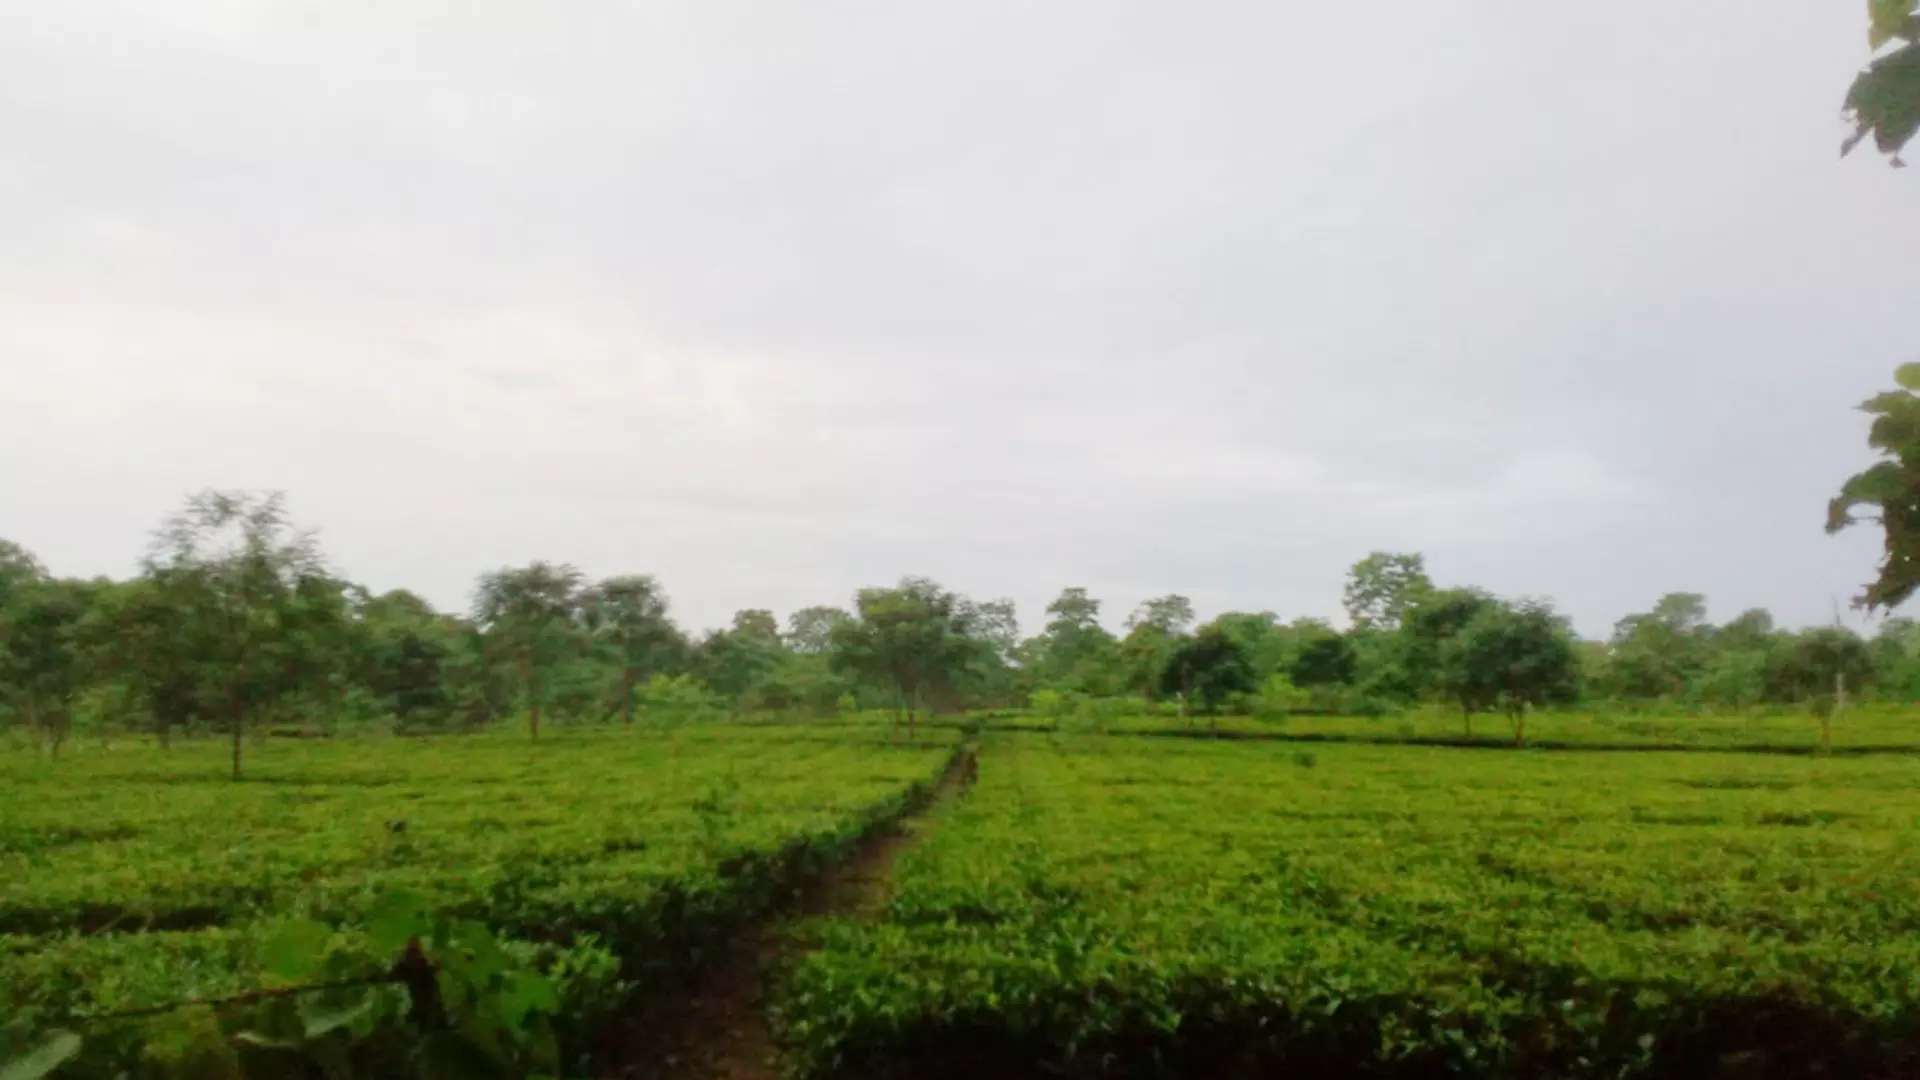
523,658,539,742
231,690,244,781
1511,709,1525,746
1826,670,1846,752
1463,707,1472,739
621,668,637,725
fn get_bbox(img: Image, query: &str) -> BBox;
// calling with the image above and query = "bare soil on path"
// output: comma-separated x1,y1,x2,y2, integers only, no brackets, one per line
606,747,976,1080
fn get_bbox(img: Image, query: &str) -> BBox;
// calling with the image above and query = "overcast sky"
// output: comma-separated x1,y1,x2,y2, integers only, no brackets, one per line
1,1,1912,638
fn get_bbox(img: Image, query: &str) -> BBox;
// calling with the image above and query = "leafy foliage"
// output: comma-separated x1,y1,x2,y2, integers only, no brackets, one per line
141,491,345,778
782,734,1920,1079
0,577,94,756
1252,672,1310,718
1341,551,1432,631
1123,594,1194,636
472,562,586,741
1399,586,1497,700
830,578,994,721
1288,626,1357,689
1830,364,1920,610
1844,1,1920,164
1439,598,1581,742
1156,625,1255,712
1025,587,1120,696
784,605,851,656
0,725,962,1077
580,575,680,725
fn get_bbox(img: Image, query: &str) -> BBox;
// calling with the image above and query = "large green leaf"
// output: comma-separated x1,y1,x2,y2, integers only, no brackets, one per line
300,986,379,1039
0,1031,81,1080
1870,0,1917,48
1844,40,1920,161
496,972,559,1031
260,918,332,983
366,890,430,957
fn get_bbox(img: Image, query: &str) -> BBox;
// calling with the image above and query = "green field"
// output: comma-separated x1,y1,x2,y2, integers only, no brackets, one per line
9,716,1920,1078
1,722,961,1077
780,730,1920,1079
985,701,1920,752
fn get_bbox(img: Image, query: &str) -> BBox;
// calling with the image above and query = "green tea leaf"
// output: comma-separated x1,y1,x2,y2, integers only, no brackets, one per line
366,891,429,957
261,918,332,984
500,972,559,1029
300,987,378,1039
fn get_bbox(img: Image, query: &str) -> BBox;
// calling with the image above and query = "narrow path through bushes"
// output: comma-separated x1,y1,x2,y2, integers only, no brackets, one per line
606,745,977,1080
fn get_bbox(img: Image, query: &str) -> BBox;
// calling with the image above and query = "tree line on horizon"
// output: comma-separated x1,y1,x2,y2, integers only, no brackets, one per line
1,489,1910,774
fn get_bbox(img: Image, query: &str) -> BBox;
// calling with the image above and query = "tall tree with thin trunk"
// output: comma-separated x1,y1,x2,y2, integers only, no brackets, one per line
1157,625,1256,724
1032,587,1120,695
830,578,985,732
143,491,341,779
0,577,92,757
77,577,202,747
1343,552,1432,632
1126,594,1195,636
1439,599,1581,745
473,562,585,741
581,574,677,725
1400,587,1495,718
785,605,851,656
696,613,786,712
0,538,46,609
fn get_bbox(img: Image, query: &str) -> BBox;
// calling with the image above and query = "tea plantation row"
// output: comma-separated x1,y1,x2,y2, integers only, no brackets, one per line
780,732,1920,1079
1,723,962,1077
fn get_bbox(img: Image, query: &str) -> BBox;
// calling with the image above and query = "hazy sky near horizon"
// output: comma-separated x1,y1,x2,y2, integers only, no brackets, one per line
1,1,1913,638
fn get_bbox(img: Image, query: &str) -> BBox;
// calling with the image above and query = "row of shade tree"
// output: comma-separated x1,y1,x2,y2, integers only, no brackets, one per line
0,493,1903,775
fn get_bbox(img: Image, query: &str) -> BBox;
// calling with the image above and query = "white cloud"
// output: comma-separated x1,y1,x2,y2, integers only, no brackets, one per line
0,0,1911,637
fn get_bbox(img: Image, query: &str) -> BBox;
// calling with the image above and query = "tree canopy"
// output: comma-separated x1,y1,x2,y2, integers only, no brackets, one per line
1830,363,1920,610
1440,600,1581,743
5,468,1914,766
1342,552,1432,632
830,578,991,724
1844,1,1920,164
141,491,344,777
1158,625,1256,713
472,561,586,741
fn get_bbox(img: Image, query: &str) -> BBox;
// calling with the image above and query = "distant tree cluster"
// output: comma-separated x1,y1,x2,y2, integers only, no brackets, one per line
1016,562,1898,743
1,440,1914,771
0,492,1036,774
